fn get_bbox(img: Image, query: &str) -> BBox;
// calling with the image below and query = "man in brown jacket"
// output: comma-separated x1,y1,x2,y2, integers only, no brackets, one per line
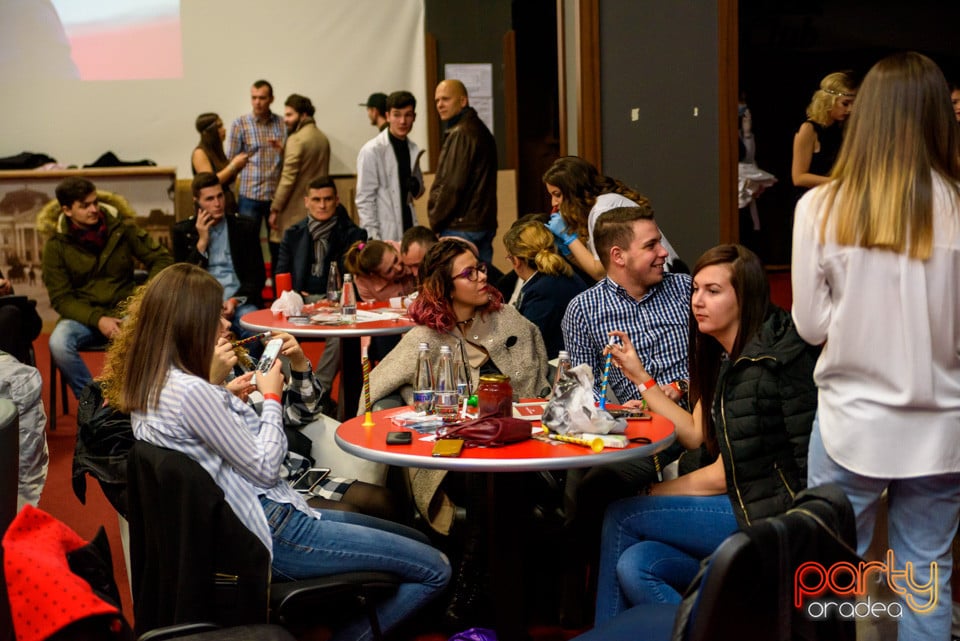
427,79,498,263
269,94,331,264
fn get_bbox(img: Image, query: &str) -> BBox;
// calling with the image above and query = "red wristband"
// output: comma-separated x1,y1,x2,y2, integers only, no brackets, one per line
640,378,657,392
263,393,281,403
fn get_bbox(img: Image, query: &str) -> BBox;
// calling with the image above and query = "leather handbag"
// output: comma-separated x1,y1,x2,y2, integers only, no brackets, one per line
437,415,532,447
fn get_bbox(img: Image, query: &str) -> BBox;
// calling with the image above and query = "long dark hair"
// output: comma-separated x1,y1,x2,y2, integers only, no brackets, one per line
687,244,769,454
195,112,228,170
542,156,647,238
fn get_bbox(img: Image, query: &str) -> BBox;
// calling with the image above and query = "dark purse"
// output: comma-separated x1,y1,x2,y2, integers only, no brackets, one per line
437,415,532,447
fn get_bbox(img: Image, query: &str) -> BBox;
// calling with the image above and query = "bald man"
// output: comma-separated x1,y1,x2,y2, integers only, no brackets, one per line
427,79,498,263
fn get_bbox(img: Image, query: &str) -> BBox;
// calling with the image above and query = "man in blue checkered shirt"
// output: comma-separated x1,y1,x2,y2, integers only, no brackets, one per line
558,204,692,626
561,206,690,405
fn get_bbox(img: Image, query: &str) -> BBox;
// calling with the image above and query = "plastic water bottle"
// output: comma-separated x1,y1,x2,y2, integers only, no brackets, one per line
551,350,572,398
326,261,341,303
340,273,356,323
434,345,459,419
413,342,434,414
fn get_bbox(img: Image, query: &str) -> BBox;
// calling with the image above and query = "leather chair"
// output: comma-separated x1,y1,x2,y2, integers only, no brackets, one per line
0,399,19,641
126,441,400,640
572,485,858,641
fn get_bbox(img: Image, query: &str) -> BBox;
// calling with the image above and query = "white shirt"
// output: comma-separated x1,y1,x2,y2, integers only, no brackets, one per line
791,174,960,478
586,193,680,266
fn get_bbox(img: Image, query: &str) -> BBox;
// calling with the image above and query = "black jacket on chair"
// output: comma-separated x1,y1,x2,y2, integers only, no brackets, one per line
126,441,271,636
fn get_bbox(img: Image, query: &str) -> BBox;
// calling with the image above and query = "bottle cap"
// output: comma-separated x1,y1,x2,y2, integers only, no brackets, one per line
344,273,353,282
418,342,429,350
440,345,451,354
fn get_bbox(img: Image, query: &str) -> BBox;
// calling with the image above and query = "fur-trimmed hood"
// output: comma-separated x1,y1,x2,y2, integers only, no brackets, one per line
36,190,138,237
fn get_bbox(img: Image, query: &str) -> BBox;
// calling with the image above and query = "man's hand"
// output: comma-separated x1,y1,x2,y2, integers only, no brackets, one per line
210,337,238,385
0,278,11,296
222,298,237,320
268,210,279,231
195,208,215,254
97,316,123,340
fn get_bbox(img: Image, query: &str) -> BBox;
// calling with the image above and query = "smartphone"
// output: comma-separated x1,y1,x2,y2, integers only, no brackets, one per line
608,409,652,420
432,438,464,458
290,467,331,493
251,337,283,385
386,431,413,445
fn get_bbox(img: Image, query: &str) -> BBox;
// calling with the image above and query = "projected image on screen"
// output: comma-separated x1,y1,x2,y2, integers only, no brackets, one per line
50,0,181,80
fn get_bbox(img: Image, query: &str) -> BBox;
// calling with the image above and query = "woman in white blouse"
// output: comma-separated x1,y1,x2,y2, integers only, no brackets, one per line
792,52,960,640
99,263,450,641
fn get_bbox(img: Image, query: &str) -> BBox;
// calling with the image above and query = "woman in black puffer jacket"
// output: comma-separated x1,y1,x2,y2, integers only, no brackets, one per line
592,244,819,625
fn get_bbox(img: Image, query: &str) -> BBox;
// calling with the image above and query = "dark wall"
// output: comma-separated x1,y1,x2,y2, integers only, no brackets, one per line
599,0,721,266
425,0,512,169
740,0,960,265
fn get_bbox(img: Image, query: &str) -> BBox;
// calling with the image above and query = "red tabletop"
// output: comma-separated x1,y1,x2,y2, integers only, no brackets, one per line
336,406,676,472
239,304,416,339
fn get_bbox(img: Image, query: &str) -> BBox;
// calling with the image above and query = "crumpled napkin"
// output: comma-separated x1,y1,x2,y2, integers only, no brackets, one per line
542,363,626,435
270,290,304,317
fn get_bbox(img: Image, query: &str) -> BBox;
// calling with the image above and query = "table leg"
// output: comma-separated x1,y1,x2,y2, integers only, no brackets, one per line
339,336,361,421
487,472,532,641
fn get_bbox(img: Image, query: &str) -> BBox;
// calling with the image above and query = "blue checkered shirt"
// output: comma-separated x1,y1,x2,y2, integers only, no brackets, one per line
227,112,285,201
561,273,691,402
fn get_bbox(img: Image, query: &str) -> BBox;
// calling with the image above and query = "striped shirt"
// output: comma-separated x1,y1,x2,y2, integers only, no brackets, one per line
132,367,315,556
561,273,691,403
227,112,285,201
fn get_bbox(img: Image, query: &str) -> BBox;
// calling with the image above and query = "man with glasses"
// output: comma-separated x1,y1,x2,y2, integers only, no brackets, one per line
356,91,425,242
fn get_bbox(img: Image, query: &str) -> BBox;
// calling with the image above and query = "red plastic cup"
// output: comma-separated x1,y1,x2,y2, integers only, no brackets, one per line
275,272,292,295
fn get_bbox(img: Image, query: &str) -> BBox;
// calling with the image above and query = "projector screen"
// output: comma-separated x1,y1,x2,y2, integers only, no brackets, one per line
1,0,427,176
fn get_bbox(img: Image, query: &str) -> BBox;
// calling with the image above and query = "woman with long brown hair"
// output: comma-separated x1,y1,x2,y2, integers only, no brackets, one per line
100,263,450,641
592,244,818,623
793,52,960,638
191,112,248,213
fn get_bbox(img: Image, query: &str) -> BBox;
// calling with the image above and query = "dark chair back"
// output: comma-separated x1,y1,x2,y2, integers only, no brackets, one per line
126,441,271,636
0,399,17,641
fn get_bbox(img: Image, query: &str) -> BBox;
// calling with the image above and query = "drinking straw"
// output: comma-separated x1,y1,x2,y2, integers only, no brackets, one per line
231,331,270,347
599,335,615,410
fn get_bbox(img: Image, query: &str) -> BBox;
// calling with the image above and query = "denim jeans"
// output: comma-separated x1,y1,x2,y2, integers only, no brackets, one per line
230,302,259,339
594,493,737,625
237,196,272,229
48,319,107,398
261,498,450,641
808,417,960,641
439,229,495,264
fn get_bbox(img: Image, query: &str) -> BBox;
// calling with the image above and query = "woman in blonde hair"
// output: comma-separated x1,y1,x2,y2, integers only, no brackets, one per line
791,71,857,190
792,52,960,639
503,220,586,358
343,239,416,302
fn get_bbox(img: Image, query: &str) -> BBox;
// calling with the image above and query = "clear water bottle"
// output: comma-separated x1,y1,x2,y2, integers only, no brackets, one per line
413,342,434,414
551,350,572,398
434,345,459,419
340,273,357,323
326,261,341,303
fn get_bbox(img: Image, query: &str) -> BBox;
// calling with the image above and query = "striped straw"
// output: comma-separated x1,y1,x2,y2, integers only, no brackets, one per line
599,335,615,410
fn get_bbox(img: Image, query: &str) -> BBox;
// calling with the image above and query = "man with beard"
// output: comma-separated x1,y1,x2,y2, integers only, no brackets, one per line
270,93,330,268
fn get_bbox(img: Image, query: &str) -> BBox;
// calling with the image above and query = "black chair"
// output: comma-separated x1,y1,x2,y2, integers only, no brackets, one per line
48,344,107,431
573,485,858,641
126,441,400,639
0,399,19,641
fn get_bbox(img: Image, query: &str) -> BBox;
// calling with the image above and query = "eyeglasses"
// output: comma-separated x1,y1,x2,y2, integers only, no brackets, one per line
452,262,488,282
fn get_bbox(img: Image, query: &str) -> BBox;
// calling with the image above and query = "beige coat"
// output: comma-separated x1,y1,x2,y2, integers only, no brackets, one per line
270,117,330,243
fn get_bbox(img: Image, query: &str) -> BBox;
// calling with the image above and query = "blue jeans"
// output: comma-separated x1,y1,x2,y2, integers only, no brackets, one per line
48,319,107,398
261,498,451,641
595,493,737,625
808,417,960,641
237,195,272,229
230,302,259,339
439,229,495,264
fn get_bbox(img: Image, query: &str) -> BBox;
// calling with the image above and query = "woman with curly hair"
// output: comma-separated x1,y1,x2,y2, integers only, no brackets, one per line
503,220,586,358
791,72,857,190
342,239,417,302
100,263,450,641
191,112,248,214
542,156,680,281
